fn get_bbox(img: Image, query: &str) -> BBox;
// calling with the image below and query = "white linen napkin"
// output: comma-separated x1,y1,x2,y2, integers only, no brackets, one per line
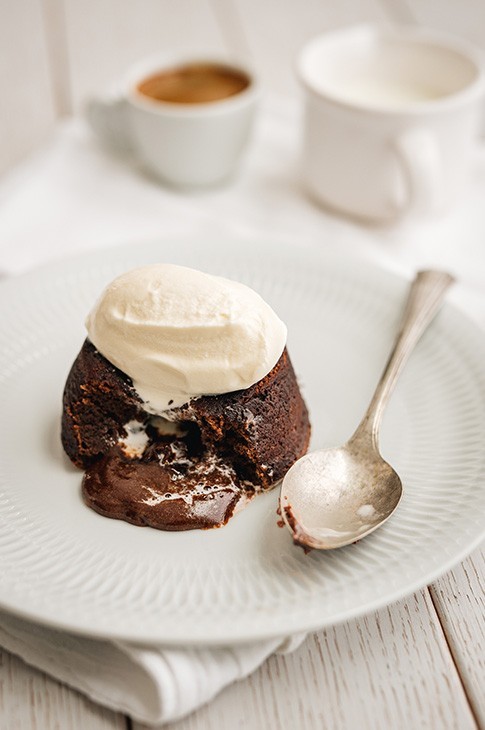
0,96,484,725
0,608,303,724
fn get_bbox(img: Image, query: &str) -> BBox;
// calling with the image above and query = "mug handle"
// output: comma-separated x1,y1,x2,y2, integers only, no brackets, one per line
392,128,442,217
86,90,133,152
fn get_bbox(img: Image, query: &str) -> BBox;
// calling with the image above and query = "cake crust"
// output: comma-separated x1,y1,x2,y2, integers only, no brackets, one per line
61,339,311,529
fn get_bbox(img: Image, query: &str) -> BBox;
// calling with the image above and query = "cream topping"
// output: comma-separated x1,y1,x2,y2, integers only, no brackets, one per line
86,263,287,412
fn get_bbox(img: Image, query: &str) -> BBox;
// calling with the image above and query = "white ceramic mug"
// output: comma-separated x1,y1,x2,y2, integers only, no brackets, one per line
297,25,485,223
87,56,260,188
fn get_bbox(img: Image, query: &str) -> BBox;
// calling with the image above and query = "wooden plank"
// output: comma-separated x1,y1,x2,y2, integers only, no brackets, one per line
0,648,126,730
132,589,476,730
41,0,72,115
430,546,485,727
215,0,389,99
0,0,57,175
62,0,229,112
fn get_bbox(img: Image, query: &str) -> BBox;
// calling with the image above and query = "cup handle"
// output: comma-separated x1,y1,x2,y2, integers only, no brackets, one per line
392,128,442,216
86,91,133,152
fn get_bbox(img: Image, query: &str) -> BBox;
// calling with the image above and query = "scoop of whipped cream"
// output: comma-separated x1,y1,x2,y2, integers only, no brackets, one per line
86,263,287,412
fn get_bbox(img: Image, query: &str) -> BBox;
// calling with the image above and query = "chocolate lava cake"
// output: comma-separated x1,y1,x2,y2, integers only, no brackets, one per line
62,340,310,531
61,262,310,531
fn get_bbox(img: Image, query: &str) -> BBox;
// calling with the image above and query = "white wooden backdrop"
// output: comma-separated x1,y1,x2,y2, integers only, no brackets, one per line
0,1,484,728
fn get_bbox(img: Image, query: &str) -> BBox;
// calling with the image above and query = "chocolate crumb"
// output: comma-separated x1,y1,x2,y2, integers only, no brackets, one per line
284,504,313,553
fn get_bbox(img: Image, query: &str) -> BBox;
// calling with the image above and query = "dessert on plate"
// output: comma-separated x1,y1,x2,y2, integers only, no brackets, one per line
61,263,310,530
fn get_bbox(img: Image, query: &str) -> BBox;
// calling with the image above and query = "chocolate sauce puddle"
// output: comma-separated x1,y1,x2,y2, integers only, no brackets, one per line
82,432,252,530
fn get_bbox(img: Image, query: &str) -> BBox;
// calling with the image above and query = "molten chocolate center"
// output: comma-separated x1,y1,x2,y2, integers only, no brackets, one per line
82,427,252,531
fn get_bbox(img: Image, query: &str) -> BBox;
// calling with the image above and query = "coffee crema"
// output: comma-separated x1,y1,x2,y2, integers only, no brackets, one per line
136,62,250,105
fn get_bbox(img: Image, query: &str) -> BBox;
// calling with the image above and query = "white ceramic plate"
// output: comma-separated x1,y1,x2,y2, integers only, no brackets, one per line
0,238,484,645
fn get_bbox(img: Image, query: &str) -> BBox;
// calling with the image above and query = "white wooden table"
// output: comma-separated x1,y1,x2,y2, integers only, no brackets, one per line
1,1,484,728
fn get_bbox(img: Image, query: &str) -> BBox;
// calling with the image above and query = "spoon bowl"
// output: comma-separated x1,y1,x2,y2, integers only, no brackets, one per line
280,270,454,550
280,441,402,550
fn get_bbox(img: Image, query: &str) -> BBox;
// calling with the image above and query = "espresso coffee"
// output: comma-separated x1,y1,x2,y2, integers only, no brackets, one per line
136,62,250,104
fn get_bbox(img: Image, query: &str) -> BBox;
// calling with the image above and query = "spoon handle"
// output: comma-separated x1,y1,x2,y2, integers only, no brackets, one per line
351,270,455,449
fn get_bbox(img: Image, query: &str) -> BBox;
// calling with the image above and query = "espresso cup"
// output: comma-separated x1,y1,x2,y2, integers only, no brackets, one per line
297,25,485,223
87,56,260,187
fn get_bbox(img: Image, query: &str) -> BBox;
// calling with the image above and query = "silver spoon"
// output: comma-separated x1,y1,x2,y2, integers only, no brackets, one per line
280,269,455,550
